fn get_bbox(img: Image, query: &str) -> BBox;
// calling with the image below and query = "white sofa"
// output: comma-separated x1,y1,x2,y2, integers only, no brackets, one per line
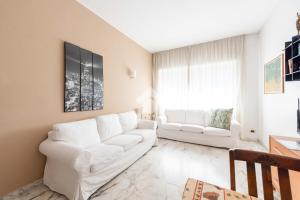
39,111,157,200
157,110,240,148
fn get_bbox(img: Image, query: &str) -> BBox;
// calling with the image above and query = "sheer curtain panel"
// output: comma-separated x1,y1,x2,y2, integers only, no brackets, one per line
153,36,244,121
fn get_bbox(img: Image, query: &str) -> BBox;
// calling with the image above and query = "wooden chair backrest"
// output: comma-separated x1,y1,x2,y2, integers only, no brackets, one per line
229,149,300,200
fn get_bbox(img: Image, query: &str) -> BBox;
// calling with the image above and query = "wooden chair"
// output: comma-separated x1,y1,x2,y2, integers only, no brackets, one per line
229,149,300,200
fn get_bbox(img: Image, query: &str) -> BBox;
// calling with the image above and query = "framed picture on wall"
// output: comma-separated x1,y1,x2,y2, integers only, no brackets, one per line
64,42,81,112
264,54,284,94
64,42,104,112
80,48,93,111
92,53,104,110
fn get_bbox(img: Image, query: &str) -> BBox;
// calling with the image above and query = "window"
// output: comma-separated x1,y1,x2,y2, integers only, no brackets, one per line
153,36,243,117
157,59,239,110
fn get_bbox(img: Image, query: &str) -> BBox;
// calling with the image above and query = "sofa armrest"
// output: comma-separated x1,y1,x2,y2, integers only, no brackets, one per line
157,116,167,126
39,138,92,173
137,119,157,130
230,120,241,139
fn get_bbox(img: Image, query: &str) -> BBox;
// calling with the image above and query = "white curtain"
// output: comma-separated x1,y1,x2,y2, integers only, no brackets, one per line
153,35,244,121
153,48,189,111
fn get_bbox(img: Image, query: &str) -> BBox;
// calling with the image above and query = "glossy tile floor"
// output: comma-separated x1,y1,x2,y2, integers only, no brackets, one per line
2,139,279,200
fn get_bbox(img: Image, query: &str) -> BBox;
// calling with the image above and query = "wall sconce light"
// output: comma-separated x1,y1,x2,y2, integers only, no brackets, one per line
127,67,136,79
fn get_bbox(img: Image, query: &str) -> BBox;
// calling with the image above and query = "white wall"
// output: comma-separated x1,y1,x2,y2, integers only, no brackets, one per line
258,0,300,147
242,34,260,140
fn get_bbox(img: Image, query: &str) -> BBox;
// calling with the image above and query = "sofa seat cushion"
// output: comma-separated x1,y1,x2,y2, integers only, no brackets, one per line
204,127,231,137
86,144,124,173
104,134,143,151
181,124,204,133
160,123,182,131
96,114,123,141
52,119,101,148
125,129,156,141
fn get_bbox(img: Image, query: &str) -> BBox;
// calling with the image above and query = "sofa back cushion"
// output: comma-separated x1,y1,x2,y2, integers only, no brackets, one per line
118,111,138,131
165,109,186,123
96,114,123,141
185,110,206,125
52,119,101,148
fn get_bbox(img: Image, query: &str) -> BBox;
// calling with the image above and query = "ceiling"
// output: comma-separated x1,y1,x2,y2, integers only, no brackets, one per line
78,0,279,53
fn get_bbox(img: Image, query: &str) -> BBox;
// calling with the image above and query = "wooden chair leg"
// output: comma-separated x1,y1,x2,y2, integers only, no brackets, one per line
229,150,236,191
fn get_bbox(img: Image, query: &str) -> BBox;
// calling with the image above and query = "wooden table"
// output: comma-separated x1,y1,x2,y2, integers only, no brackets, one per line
183,178,259,200
269,135,300,200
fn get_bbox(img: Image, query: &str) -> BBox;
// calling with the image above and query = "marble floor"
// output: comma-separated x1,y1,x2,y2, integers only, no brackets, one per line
2,139,279,200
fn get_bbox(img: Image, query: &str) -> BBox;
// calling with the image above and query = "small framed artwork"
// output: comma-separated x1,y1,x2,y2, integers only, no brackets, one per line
264,54,284,94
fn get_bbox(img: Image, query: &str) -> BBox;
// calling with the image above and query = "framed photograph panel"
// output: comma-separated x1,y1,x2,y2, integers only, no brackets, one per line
92,53,104,110
64,43,81,112
80,49,93,111
64,42,104,112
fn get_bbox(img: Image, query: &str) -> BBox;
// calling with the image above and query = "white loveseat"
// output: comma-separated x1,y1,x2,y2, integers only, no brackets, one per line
157,110,240,148
39,111,157,200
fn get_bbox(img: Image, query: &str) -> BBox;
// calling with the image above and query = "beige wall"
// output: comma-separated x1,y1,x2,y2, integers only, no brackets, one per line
0,0,152,195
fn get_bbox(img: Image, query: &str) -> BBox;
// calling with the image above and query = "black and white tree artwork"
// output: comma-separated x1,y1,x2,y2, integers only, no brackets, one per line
92,53,104,110
80,49,93,111
64,42,104,112
64,43,81,112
